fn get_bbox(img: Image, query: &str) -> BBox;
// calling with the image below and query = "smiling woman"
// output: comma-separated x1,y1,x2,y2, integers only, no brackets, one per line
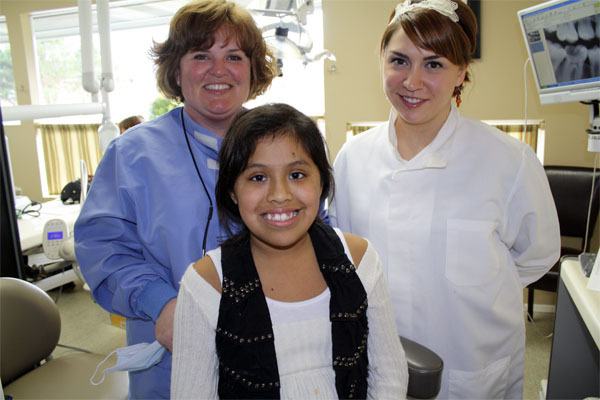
74,1,277,398
330,1,560,398
176,27,252,136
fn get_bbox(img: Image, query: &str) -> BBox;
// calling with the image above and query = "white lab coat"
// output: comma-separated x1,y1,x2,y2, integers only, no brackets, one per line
331,107,560,399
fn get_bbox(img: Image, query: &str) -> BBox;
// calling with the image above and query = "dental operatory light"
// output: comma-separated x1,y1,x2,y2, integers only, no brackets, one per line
248,0,336,76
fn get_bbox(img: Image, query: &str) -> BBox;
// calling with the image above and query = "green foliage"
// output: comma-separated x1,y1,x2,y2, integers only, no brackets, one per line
0,46,17,105
36,37,94,104
149,96,180,119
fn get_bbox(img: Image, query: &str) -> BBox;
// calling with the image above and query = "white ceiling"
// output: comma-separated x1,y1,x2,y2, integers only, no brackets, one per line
29,0,267,40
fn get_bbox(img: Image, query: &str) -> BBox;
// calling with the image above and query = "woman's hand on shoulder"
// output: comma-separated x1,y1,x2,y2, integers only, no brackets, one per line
193,256,222,293
343,233,368,268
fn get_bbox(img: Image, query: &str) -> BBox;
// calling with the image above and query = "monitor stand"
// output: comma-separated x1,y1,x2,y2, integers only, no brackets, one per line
585,99,600,152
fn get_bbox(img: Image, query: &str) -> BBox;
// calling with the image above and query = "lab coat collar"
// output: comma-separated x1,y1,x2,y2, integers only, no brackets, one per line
387,106,459,171
181,108,223,165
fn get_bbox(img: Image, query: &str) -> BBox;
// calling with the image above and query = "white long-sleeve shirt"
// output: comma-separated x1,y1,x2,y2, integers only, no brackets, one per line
331,107,560,399
172,230,408,399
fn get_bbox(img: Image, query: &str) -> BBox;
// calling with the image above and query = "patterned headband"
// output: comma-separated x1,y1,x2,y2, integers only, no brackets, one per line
390,0,459,24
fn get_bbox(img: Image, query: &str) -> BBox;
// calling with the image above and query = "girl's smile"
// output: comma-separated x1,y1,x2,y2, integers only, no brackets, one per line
232,134,322,251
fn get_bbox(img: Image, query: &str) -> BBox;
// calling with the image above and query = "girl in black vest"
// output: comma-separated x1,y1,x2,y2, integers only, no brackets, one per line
171,103,408,399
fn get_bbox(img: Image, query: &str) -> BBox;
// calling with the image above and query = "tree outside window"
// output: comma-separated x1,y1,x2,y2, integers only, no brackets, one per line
0,18,17,106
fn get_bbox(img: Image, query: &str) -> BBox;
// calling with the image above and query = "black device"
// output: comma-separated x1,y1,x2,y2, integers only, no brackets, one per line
1,107,25,278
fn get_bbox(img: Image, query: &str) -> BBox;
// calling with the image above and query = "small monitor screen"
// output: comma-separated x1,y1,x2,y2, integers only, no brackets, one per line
518,0,600,104
47,231,64,240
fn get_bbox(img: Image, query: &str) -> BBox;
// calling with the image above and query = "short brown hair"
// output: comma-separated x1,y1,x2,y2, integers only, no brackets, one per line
118,115,144,133
151,0,276,102
380,0,477,87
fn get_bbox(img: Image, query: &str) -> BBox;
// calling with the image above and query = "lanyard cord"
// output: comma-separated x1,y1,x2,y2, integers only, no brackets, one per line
180,108,214,256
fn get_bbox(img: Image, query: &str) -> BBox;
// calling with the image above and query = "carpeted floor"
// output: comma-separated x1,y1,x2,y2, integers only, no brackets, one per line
523,311,555,400
50,282,126,359
51,282,555,399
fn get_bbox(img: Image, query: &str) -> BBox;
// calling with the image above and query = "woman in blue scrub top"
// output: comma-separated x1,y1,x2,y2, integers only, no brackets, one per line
74,1,276,397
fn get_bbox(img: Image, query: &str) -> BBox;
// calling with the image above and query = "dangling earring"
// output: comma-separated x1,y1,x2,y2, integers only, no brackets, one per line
453,86,462,108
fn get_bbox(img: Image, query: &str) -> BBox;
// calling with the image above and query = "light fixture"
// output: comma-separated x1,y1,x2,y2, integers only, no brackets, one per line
250,0,336,76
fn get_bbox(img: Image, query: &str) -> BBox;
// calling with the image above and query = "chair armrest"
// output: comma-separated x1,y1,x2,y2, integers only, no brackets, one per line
400,336,443,399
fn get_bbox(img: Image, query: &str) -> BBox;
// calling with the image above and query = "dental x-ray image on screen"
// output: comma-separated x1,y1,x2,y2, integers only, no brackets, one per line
545,15,598,82
518,0,600,105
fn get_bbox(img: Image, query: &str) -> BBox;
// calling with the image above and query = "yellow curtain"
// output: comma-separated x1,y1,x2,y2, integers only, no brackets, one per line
346,122,380,137
492,123,540,151
39,124,102,195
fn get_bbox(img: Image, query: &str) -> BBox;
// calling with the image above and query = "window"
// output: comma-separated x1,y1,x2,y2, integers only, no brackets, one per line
37,124,102,195
31,1,174,122
30,1,179,195
0,16,17,106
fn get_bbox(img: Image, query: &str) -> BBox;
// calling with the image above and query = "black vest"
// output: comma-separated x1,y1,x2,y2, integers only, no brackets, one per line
216,222,369,399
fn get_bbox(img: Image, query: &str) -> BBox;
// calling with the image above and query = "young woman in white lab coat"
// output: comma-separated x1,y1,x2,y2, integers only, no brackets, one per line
330,0,561,398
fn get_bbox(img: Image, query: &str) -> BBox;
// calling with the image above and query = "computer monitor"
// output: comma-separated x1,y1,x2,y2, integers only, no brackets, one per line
518,0,600,105
1,108,25,278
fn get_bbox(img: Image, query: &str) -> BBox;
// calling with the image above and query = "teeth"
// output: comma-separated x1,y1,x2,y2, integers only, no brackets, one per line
403,96,422,104
577,16,594,41
589,46,600,76
557,21,579,43
205,84,230,90
265,211,298,222
548,41,567,71
559,44,588,81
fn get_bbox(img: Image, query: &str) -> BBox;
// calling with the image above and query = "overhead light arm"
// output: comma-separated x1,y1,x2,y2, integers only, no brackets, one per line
262,21,313,55
250,0,314,24
78,0,99,95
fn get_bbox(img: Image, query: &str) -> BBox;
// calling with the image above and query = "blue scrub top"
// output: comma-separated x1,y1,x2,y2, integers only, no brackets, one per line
75,107,225,398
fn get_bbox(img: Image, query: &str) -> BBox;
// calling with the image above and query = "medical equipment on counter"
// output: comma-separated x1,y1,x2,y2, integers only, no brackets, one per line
42,158,89,287
14,195,32,213
41,217,87,289
42,219,69,260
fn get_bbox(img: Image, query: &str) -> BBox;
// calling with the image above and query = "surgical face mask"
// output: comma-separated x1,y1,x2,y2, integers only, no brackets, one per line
90,340,167,385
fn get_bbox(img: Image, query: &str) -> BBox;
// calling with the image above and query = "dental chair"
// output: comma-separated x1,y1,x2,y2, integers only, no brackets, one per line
402,336,443,399
0,277,128,399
